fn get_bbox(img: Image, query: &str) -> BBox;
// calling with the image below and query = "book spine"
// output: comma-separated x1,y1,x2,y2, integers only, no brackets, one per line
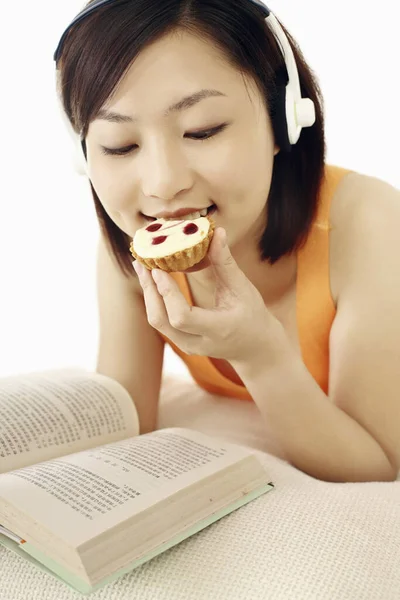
0,524,26,544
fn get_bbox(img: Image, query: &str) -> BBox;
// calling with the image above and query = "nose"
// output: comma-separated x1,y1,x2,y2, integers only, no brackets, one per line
141,141,193,201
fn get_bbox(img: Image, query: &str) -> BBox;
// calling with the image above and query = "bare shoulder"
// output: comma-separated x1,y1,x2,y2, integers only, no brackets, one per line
329,169,400,303
326,171,400,476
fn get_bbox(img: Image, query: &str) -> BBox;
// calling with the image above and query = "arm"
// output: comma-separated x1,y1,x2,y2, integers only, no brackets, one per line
232,348,397,483
231,174,400,483
95,234,165,434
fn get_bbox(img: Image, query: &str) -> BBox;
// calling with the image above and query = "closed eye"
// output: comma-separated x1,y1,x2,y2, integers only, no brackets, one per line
100,123,229,157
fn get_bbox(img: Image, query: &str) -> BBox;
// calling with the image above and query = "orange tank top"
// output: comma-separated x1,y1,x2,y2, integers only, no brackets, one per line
159,164,352,401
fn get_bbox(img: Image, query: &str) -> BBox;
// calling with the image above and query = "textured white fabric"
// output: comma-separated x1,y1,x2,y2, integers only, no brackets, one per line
1,373,399,600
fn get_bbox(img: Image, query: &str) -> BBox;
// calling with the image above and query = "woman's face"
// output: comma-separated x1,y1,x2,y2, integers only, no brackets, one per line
86,29,279,251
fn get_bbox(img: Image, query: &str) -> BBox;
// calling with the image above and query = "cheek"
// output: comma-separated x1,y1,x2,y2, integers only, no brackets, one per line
200,149,249,209
208,136,272,196
90,173,140,234
91,169,134,213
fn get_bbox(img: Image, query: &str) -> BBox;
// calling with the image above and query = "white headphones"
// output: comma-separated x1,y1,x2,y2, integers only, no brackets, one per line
54,1,316,177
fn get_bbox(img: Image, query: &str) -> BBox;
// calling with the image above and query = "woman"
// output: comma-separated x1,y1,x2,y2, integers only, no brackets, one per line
54,0,400,482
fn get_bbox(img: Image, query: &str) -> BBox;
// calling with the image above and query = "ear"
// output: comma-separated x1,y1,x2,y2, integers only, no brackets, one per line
274,144,280,156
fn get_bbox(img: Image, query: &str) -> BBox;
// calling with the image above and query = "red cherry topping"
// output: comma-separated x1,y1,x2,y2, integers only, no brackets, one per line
183,223,199,235
146,223,163,232
152,236,168,245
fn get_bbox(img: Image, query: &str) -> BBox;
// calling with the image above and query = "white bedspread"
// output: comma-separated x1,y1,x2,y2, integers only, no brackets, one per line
1,372,399,600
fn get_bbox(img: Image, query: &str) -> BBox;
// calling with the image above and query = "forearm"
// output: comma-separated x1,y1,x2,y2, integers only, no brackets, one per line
231,338,396,483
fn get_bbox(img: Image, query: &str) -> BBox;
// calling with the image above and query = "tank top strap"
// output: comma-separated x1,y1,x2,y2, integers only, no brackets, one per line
296,164,353,393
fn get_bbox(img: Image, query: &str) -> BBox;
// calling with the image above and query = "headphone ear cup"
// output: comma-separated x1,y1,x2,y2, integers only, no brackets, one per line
271,84,291,154
56,94,89,176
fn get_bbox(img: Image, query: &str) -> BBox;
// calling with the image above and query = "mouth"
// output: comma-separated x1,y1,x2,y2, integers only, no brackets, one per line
141,204,217,222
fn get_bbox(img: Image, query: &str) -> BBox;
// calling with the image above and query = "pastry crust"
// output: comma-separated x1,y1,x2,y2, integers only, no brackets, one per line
130,216,216,272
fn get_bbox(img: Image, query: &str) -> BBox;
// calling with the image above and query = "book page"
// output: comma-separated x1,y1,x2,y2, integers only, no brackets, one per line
0,369,139,473
0,427,259,548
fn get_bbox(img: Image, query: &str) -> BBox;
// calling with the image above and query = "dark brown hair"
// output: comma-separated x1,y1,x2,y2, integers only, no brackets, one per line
56,0,326,278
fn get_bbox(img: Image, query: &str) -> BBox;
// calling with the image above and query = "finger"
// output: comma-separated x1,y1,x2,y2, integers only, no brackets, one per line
152,268,232,340
133,262,169,328
151,269,207,335
134,262,201,349
207,228,245,292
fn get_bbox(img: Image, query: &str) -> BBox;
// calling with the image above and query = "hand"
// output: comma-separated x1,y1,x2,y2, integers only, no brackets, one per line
133,227,283,365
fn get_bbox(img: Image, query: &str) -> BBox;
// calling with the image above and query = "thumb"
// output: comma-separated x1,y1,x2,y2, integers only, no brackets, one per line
208,228,244,290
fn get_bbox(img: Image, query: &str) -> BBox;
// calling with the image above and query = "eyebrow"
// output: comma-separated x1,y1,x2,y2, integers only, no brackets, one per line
96,89,227,124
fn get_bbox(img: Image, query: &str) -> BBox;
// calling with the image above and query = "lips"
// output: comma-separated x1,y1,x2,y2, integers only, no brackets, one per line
142,204,216,222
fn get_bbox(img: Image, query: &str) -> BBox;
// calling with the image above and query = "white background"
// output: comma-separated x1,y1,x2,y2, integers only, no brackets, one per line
0,0,398,379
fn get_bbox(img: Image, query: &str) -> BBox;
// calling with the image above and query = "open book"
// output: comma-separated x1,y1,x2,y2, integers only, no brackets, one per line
0,368,274,595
